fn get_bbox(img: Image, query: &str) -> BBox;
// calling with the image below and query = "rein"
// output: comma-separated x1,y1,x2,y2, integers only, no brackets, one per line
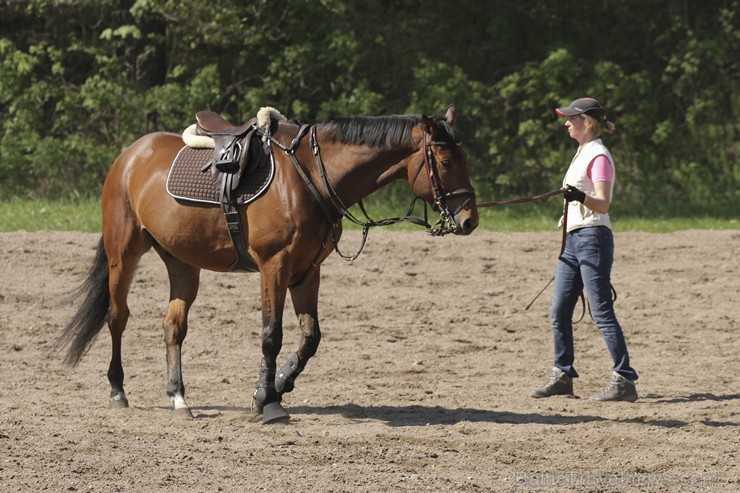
263,123,474,265
307,126,436,261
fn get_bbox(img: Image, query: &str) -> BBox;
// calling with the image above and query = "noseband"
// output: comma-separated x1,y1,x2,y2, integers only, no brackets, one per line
418,131,476,236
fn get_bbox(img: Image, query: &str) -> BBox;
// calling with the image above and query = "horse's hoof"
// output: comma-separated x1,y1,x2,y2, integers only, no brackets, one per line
108,398,129,411
171,407,194,419
262,402,290,424
251,398,263,415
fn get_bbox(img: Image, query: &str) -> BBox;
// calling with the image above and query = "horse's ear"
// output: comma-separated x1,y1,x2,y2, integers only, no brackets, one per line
444,105,457,126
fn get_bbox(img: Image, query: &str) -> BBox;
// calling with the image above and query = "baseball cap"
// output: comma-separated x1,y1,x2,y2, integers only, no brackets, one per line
555,97,607,121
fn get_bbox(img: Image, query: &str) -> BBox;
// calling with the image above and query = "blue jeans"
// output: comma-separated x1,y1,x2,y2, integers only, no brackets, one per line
551,226,638,381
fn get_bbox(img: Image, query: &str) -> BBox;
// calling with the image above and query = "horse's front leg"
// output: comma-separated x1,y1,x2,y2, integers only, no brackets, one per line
275,267,322,398
253,268,290,423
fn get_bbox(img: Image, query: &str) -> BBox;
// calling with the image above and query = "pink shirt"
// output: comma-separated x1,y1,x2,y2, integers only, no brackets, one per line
588,154,614,183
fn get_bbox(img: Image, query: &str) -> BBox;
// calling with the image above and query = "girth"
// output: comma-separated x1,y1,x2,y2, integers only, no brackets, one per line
194,111,265,272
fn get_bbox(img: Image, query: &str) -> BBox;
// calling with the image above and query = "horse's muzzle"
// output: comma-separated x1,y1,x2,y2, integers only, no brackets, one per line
454,211,479,235
447,190,478,235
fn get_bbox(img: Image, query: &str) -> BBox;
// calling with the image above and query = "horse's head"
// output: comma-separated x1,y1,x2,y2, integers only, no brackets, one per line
411,105,478,235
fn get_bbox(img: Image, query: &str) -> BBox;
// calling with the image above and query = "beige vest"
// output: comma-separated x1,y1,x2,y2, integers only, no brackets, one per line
561,139,615,232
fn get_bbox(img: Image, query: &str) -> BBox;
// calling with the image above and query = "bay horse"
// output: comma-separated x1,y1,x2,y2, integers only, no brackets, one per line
59,105,478,422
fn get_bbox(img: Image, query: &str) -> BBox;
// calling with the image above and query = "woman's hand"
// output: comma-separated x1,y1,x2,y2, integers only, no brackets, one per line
564,185,586,203
564,183,612,213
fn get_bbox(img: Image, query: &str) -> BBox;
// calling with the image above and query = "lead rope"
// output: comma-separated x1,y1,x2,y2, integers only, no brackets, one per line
524,197,569,311
522,197,589,324
514,196,616,324
478,187,588,322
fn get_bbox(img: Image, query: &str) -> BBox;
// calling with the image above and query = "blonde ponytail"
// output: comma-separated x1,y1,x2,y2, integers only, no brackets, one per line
602,120,616,134
583,114,616,137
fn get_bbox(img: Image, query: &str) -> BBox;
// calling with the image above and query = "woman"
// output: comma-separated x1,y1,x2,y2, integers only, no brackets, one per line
532,97,638,402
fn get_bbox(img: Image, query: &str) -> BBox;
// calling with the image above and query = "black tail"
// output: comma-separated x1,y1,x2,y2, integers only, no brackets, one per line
57,236,110,366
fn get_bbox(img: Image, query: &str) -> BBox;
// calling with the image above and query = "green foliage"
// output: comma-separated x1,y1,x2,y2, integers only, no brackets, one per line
0,0,737,212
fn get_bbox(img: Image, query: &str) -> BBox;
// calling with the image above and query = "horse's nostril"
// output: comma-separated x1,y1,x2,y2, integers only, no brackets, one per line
460,216,478,234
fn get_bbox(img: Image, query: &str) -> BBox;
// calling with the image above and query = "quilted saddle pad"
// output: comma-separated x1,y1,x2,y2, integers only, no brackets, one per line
166,146,275,205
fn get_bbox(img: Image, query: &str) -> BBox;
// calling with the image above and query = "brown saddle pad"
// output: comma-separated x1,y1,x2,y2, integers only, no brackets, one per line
166,146,274,205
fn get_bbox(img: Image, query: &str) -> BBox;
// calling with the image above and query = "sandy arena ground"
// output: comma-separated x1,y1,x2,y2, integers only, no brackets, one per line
0,229,738,492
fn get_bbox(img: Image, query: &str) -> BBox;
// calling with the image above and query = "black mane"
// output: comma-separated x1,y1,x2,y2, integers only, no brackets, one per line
323,115,457,148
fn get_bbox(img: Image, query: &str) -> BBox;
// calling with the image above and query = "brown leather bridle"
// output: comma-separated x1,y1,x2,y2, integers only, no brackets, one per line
418,130,477,236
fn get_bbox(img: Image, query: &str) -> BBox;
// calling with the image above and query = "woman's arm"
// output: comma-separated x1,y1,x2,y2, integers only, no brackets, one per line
584,181,612,213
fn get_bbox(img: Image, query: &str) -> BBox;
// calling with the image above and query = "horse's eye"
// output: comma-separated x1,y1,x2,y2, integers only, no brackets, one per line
441,160,452,168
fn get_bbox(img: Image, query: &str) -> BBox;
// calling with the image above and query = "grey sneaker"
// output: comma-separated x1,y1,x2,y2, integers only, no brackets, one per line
590,372,638,402
532,367,574,398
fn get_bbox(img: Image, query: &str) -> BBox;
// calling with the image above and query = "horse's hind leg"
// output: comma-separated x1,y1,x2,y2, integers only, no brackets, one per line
104,227,152,410
155,248,201,419
276,267,322,399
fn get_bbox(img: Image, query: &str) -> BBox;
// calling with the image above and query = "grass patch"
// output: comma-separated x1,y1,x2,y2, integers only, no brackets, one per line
0,197,736,233
612,215,737,232
347,199,738,232
0,197,102,232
